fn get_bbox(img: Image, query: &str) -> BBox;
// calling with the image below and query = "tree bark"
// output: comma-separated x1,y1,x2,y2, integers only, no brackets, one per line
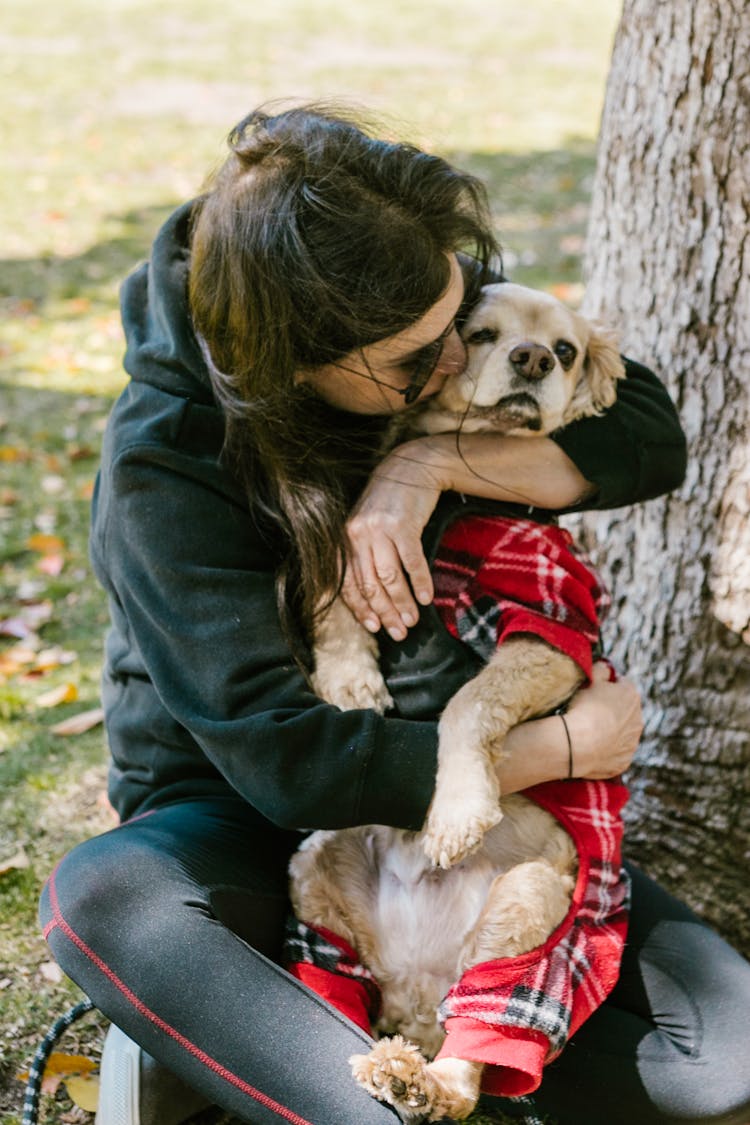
572,0,750,952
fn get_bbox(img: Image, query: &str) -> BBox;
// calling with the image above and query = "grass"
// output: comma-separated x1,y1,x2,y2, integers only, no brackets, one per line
0,1,620,1120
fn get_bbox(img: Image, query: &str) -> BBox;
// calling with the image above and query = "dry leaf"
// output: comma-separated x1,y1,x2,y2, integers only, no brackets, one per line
38,554,65,576
17,1053,97,1097
0,650,36,679
0,445,32,463
0,602,53,640
0,847,30,875
39,960,64,984
26,532,66,555
41,474,66,495
33,647,77,672
36,682,78,708
64,1073,100,1112
0,617,33,640
50,707,105,736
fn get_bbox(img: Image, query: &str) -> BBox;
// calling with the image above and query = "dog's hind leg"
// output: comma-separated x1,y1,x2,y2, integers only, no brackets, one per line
422,637,584,869
458,857,576,971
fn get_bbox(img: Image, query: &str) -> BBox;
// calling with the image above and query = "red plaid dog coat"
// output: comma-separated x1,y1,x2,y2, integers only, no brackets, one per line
287,515,629,1097
285,780,629,1097
432,513,610,679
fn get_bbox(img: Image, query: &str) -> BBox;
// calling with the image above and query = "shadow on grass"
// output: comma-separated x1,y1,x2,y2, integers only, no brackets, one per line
0,141,598,309
0,202,178,306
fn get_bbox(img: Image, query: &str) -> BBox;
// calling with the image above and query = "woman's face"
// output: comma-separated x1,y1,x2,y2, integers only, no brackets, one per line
301,255,467,415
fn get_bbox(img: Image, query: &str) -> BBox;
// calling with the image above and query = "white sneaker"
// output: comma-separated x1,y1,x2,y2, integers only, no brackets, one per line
96,1024,212,1125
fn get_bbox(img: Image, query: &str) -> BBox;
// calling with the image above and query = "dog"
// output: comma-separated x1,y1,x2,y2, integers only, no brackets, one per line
289,283,626,1121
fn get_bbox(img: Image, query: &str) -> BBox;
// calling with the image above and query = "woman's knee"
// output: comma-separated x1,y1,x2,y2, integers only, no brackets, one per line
40,822,186,968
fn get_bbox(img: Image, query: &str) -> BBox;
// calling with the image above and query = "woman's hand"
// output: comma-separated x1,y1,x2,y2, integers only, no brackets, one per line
342,432,594,639
564,664,643,778
343,444,443,641
498,664,643,794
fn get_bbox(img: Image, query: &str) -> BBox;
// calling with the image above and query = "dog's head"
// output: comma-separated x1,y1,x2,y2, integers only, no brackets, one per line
417,282,625,437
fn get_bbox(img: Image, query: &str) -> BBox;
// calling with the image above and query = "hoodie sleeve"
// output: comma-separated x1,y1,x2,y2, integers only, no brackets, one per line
90,382,439,831
552,357,688,511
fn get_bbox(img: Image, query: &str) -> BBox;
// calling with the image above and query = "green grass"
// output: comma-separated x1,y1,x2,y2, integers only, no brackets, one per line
0,1,620,1120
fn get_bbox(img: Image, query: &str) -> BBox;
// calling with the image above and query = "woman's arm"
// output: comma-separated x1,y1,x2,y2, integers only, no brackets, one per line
498,664,643,793
344,434,591,639
344,359,687,638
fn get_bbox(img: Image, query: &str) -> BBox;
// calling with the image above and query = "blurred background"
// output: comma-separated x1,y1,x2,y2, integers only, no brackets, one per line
0,1,620,1120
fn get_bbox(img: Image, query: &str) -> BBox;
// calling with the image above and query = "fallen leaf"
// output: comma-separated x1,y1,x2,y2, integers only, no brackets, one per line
65,1073,100,1112
26,532,66,555
41,474,66,495
0,445,32,463
0,617,33,640
33,646,77,671
50,707,105,736
17,1053,97,1096
39,960,64,983
0,847,30,875
42,1073,64,1096
38,553,65,576
36,682,78,708
0,643,39,678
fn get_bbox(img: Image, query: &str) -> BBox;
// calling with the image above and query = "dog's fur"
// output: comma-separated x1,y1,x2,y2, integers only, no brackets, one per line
291,283,625,1121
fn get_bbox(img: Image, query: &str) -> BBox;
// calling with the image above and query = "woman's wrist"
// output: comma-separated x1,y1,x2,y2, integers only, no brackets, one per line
497,713,572,794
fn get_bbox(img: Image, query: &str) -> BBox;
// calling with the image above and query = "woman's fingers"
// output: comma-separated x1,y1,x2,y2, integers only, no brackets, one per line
342,535,425,640
342,452,441,637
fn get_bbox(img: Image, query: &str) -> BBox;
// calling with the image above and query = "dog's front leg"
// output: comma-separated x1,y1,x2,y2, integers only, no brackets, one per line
422,637,583,868
311,597,394,713
350,1036,483,1122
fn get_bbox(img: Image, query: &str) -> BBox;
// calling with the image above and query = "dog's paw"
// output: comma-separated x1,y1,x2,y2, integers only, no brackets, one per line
350,1036,435,1122
421,801,503,869
311,668,394,714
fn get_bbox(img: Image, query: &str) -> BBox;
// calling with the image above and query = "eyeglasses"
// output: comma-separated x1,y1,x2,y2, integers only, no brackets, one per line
336,317,457,405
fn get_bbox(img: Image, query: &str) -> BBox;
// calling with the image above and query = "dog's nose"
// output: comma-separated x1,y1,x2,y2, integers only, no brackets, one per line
509,343,555,380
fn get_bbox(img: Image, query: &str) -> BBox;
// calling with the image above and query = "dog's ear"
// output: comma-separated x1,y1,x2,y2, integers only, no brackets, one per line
564,323,626,423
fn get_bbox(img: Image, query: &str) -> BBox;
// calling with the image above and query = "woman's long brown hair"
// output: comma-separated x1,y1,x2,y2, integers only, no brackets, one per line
188,102,500,652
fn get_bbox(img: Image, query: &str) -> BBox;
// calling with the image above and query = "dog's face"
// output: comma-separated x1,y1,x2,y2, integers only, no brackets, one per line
417,282,625,437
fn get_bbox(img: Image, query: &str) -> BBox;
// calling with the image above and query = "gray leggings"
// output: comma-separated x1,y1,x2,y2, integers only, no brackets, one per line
40,797,750,1125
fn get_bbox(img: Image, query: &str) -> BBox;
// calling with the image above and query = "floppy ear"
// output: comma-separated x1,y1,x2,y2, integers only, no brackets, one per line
564,323,626,423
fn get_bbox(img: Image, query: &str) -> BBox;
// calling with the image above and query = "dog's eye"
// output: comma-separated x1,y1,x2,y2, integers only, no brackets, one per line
553,340,577,369
465,327,498,346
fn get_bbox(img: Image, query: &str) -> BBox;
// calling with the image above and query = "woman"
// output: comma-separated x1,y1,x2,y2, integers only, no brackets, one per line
40,104,750,1125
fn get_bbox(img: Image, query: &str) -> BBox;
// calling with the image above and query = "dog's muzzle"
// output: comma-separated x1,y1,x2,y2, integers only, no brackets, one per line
465,393,543,431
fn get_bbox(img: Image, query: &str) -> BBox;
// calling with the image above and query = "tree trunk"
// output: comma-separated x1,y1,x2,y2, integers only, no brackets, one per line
571,0,750,952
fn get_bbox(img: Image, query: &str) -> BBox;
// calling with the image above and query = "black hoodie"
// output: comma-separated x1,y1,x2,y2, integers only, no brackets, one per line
90,202,687,828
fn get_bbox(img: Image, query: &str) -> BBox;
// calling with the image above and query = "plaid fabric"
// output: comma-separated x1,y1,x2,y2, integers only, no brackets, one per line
435,779,630,1097
283,917,381,1034
287,515,628,1097
432,515,610,678
285,781,629,1097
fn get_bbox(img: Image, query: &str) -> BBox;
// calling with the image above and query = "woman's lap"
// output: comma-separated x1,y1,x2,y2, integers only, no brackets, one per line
40,798,750,1125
